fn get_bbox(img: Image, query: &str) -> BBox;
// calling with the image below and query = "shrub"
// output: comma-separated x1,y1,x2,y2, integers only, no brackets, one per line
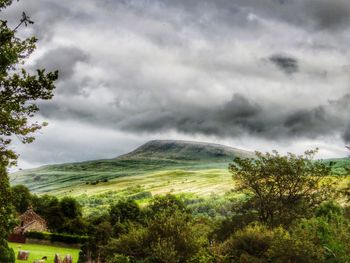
106,254,132,263
25,231,88,244
221,223,274,262
0,239,15,263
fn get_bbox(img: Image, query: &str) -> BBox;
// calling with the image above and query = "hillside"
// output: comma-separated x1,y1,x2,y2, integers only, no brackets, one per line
10,140,255,196
120,140,255,161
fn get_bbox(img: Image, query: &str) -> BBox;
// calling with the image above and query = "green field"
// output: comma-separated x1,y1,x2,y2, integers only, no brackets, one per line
9,242,80,263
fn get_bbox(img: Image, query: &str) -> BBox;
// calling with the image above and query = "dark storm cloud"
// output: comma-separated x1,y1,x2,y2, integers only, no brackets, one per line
117,94,350,141
135,0,350,31
269,55,298,74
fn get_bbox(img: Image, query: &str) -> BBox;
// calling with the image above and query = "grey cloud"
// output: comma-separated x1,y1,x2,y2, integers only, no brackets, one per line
269,55,298,74
305,0,350,30
33,46,89,80
136,0,350,31
118,94,350,142
218,94,261,120
344,125,350,143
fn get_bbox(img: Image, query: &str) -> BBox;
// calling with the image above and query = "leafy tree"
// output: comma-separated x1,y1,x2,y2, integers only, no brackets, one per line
229,150,334,227
102,195,200,263
78,215,113,263
11,184,32,213
0,1,57,261
147,194,188,216
60,196,83,219
109,199,141,225
32,195,86,234
0,1,58,167
0,165,16,239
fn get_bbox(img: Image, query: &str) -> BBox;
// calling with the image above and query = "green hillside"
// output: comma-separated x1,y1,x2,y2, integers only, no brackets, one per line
10,140,255,196
9,140,350,204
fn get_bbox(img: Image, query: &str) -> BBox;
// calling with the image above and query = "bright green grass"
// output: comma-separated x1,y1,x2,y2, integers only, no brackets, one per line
62,168,232,197
9,242,80,263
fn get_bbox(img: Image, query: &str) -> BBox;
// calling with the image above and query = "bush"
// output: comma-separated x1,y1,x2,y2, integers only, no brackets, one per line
0,239,15,263
267,227,324,263
221,223,274,262
25,231,88,244
106,254,132,263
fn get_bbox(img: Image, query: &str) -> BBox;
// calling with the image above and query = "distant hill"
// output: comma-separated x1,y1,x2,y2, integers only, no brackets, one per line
10,140,255,195
119,140,255,161
10,140,349,199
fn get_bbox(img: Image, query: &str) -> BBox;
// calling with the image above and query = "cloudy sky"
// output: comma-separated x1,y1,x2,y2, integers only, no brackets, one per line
3,0,350,168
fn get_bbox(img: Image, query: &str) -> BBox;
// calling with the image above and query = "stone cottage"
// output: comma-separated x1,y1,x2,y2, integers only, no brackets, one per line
13,206,48,234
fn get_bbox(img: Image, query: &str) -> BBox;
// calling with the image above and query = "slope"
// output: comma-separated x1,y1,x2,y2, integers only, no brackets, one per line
10,140,255,195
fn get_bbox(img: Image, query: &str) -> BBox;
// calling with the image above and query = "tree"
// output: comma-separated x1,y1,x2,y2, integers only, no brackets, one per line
11,184,32,213
109,199,141,225
102,195,201,263
0,1,58,167
0,1,57,261
229,150,334,227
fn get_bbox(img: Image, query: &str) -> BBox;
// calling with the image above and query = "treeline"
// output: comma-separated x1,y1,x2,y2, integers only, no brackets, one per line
11,185,86,235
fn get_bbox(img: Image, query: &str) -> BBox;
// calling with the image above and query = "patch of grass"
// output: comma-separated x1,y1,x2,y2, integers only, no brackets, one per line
9,242,80,263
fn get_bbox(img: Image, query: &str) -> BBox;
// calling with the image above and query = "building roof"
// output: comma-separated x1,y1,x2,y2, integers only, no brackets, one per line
13,207,48,234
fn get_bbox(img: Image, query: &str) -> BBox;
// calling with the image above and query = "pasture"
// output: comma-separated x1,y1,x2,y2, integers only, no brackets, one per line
9,242,80,263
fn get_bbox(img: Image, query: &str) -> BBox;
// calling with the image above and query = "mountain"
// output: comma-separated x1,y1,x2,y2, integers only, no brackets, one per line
119,140,255,161
10,140,255,195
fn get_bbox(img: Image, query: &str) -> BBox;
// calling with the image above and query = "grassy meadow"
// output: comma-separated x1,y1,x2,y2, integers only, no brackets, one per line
9,242,79,263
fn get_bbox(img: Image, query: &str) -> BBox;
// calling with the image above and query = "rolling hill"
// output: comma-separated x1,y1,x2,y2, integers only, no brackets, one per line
9,140,350,206
10,140,255,196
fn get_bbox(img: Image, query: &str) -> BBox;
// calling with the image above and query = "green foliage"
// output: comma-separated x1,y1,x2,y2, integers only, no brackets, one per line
60,197,83,218
78,217,113,263
30,194,86,234
147,194,188,215
221,223,274,262
0,1,56,259
229,150,334,227
291,213,350,262
101,195,201,263
11,184,31,213
110,199,141,225
24,231,88,244
0,2,58,166
106,254,132,263
267,227,324,263
0,165,16,239
0,238,15,263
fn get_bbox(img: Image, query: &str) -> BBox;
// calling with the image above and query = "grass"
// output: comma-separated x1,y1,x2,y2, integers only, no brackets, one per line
9,242,80,263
